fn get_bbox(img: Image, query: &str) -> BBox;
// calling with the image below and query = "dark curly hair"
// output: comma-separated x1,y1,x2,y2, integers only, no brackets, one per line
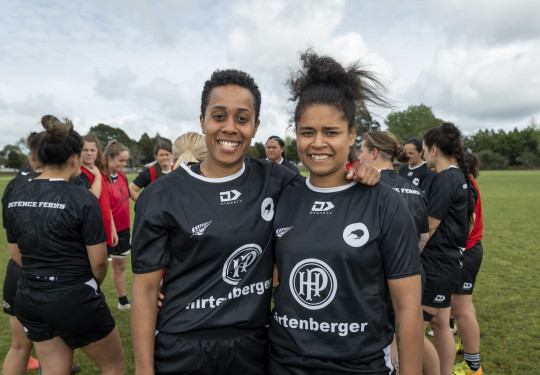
200,69,262,122
423,122,475,223
37,115,83,166
287,49,390,131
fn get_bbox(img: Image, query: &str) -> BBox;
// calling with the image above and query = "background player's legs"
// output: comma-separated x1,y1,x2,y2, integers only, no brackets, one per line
3,315,34,375
33,336,74,375
423,332,440,375
111,257,128,306
430,306,455,375
80,326,124,375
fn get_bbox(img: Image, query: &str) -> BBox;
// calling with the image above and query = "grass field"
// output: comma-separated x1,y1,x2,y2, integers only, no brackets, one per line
0,171,539,374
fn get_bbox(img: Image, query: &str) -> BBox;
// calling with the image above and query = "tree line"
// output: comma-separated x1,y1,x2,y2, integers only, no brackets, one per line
2,108,539,170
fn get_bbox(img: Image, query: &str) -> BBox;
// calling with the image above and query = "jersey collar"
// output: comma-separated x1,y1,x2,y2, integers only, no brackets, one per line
180,162,246,183
306,178,356,193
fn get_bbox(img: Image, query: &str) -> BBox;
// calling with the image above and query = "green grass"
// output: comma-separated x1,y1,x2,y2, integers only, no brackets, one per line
1,171,539,374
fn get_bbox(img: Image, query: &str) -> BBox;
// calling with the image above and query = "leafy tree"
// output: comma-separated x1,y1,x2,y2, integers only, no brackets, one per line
246,146,260,159
254,142,265,159
354,102,381,144
7,150,26,169
89,124,134,149
284,136,299,163
385,104,444,143
137,133,155,164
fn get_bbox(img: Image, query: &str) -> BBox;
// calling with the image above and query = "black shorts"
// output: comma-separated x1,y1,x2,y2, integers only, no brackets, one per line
15,278,116,349
454,241,483,295
154,327,268,375
3,259,22,316
422,270,460,309
107,228,131,258
268,343,395,374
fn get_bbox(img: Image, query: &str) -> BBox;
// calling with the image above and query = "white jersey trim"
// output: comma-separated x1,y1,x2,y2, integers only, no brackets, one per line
306,178,356,193
180,162,246,183
408,161,426,170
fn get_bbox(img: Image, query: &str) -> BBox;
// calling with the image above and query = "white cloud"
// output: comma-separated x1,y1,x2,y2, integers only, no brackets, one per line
11,94,58,117
95,67,137,100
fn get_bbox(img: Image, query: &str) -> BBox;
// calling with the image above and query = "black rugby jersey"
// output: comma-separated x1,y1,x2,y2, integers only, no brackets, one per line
380,169,428,237
422,166,469,280
269,179,422,366
132,159,302,333
399,162,435,194
3,179,107,286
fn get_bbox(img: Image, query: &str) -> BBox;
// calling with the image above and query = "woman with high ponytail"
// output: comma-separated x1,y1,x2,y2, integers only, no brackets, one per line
3,115,124,374
421,122,476,375
268,50,423,374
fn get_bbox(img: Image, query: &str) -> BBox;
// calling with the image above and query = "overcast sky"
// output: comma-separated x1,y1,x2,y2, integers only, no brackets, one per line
1,0,539,150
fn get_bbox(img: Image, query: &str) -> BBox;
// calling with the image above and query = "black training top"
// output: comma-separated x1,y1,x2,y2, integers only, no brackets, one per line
380,169,428,237
269,179,422,367
398,162,435,195
280,159,300,174
132,159,303,334
3,179,107,287
422,166,469,280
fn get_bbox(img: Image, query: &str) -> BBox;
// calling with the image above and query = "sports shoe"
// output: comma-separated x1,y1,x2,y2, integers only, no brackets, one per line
118,301,131,310
453,361,482,375
27,356,40,370
71,366,82,374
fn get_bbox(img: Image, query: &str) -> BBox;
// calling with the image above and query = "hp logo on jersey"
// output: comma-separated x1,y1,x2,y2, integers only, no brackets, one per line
289,258,337,310
220,190,242,205
222,244,262,285
310,201,334,214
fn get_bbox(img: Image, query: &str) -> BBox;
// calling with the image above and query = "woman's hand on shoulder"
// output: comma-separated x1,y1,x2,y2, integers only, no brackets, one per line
87,165,101,178
346,161,380,186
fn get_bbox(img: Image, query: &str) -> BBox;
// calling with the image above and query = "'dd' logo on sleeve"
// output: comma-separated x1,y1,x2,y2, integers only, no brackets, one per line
289,258,337,310
222,244,262,285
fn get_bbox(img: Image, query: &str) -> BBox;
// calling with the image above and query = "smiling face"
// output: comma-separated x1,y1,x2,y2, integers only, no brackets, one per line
109,150,129,174
404,143,423,167
296,105,355,188
200,84,260,177
265,139,283,162
82,141,98,167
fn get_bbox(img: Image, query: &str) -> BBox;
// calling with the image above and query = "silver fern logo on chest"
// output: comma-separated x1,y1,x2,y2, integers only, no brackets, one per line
191,220,212,237
275,226,293,237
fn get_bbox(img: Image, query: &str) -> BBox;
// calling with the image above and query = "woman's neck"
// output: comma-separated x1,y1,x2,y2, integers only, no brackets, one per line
372,159,393,171
37,166,71,181
409,159,422,168
82,162,94,169
436,157,455,173
200,160,243,178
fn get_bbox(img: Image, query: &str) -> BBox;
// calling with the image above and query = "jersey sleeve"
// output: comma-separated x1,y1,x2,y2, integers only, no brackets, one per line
133,169,151,189
2,178,21,242
427,173,454,220
131,181,171,273
80,193,108,245
379,188,422,279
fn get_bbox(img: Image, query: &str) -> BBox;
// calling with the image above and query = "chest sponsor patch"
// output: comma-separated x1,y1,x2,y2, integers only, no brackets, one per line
222,244,262,285
289,258,337,310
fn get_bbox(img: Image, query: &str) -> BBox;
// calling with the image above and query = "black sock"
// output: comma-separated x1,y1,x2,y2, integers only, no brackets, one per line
449,318,455,330
119,295,129,305
464,352,480,371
